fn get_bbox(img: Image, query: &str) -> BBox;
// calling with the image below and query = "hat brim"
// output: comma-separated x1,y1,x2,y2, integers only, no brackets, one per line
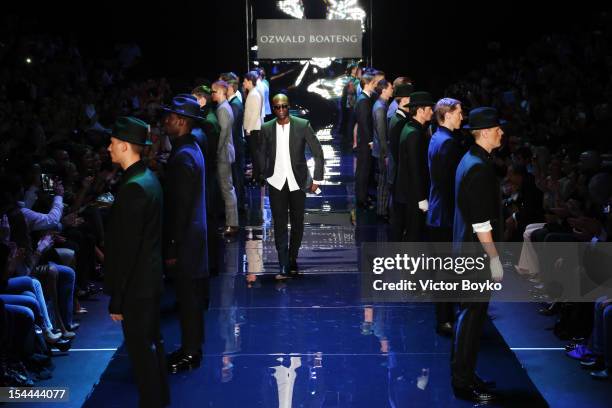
408,101,436,107
112,134,153,146
161,106,205,121
462,119,507,130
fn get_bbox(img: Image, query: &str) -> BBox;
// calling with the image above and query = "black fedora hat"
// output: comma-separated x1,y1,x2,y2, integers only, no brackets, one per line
463,107,506,130
408,91,435,107
112,116,152,146
392,83,414,98
161,95,205,121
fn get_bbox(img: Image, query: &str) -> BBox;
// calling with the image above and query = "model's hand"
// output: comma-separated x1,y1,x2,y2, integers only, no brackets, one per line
418,200,428,213
110,314,123,322
310,183,319,193
490,256,504,282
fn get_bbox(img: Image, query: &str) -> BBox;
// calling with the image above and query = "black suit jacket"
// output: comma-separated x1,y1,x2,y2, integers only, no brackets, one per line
104,160,163,314
355,91,373,147
261,116,324,192
387,109,409,186
393,118,430,205
164,134,208,278
453,144,503,246
229,95,245,151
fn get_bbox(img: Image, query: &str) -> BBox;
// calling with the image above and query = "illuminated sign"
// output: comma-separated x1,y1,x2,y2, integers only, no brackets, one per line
257,19,362,59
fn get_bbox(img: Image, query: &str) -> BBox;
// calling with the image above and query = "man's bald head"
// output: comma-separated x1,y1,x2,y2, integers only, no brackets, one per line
272,94,289,105
271,94,290,123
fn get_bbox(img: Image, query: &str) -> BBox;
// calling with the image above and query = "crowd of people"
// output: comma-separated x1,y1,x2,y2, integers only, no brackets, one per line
0,15,277,394
338,12,612,402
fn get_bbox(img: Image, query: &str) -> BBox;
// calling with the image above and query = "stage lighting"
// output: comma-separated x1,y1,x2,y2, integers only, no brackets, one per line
277,0,304,19
326,0,366,31
26,57,32,64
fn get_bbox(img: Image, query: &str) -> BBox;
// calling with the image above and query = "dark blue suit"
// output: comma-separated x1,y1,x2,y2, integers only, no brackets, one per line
427,126,463,230
354,91,373,204
164,133,208,355
451,143,502,389
427,126,463,327
453,144,502,247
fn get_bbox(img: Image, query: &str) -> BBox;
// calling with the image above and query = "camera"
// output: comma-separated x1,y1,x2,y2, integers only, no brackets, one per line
41,173,55,193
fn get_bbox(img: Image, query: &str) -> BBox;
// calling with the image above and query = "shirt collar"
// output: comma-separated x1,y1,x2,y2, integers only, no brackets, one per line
438,126,453,134
121,160,147,183
276,119,291,129
395,109,407,118
171,133,196,153
409,117,425,130
471,143,494,161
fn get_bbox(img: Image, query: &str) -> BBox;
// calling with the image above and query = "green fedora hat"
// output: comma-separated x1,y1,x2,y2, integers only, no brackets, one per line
112,116,152,146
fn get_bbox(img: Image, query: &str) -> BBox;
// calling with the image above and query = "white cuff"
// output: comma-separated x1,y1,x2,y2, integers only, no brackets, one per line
418,200,428,212
472,220,493,233
312,180,323,184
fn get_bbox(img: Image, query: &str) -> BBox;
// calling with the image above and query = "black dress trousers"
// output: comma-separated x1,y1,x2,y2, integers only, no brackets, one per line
428,226,456,325
248,130,262,181
268,181,306,268
122,297,170,408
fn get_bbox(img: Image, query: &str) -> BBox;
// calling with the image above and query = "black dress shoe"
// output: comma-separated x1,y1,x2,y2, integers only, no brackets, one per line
275,265,290,280
288,260,300,277
590,368,609,380
51,338,72,352
222,226,240,237
474,374,496,389
581,358,605,370
435,322,453,337
538,302,560,316
453,385,498,403
168,351,201,374
357,201,374,210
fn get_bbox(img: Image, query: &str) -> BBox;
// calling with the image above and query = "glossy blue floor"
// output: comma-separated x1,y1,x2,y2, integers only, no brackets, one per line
26,134,612,407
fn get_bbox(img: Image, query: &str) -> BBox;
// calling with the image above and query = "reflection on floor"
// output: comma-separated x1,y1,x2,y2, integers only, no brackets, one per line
41,137,609,407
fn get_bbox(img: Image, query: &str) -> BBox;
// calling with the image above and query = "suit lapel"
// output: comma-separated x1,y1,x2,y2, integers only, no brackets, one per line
266,121,275,165
288,116,296,166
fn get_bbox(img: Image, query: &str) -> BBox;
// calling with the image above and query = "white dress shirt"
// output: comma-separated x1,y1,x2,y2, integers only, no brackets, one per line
267,122,300,192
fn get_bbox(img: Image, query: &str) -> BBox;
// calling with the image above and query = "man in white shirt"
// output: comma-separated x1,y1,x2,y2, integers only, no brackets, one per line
243,71,264,184
256,67,271,119
260,94,324,278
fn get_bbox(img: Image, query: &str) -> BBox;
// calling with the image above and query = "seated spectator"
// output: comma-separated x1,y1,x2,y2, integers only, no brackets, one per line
503,163,544,241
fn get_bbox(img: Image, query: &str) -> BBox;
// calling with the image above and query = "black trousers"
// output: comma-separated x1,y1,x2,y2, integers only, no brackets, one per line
268,181,306,268
451,300,490,388
355,144,372,204
428,226,456,325
175,276,207,355
122,297,169,408
390,200,425,242
248,130,262,181
232,138,246,209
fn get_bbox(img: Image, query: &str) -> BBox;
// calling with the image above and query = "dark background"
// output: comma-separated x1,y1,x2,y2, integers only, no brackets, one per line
3,2,608,90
